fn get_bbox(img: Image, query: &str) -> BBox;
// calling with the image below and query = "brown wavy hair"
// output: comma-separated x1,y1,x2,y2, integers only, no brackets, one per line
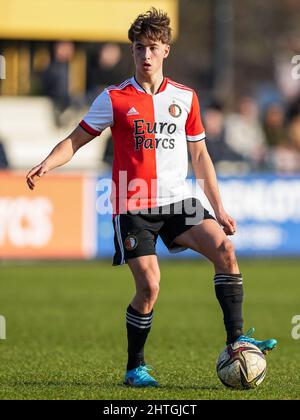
128,8,172,44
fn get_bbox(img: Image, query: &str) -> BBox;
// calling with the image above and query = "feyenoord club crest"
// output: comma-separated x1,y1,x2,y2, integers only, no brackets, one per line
124,235,138,251
169,103,182,118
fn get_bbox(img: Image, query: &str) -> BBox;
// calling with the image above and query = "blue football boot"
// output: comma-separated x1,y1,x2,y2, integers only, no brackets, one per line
236,327,277,354
124,365,159,387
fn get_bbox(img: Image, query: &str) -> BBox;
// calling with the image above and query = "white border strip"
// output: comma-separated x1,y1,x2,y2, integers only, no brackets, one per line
115,215,125,264
186,131,206,142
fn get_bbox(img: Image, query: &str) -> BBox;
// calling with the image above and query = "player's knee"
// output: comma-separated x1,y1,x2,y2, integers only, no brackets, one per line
140,281,160,303
134,266,160,303
219,240,237,271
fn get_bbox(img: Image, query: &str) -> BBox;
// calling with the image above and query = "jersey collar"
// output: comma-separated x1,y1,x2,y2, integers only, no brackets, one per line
131,76,168,95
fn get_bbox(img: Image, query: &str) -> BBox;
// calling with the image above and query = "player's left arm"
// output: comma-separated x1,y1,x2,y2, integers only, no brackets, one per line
188,140,236,235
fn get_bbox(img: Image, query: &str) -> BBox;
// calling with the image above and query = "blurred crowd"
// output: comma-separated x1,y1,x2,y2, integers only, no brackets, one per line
1,38,300,175
205,33,300,174
204,94,300,174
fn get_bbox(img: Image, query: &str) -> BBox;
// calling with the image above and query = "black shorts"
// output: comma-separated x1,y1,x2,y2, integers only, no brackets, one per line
112,198,215,265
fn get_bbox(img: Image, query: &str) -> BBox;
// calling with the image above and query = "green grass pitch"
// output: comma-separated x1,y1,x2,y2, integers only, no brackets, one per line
0,259,299,400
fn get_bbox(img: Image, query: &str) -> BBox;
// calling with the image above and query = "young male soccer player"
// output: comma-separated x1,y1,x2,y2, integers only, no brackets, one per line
26,8,277,387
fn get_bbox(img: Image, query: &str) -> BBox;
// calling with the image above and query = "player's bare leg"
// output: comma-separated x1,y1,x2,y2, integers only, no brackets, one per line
174,219,277,352
174,218,239,273
174,218,243,344
124,255,160,386
128,255,160,314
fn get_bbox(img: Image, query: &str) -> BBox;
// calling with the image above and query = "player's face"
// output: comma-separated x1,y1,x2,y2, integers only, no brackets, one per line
131,38,170,77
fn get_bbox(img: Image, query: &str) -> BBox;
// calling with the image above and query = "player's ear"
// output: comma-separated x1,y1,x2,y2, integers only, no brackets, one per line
164,44,170,58
130,44,134,56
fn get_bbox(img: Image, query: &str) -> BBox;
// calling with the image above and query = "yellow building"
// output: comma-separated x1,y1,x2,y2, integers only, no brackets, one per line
0,0,178,95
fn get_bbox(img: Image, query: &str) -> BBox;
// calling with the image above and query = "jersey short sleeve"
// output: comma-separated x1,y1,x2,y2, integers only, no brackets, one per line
185,91,206,142
79,89,113,136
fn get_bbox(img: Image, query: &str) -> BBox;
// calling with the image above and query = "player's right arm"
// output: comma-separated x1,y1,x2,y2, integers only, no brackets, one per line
26,88,113,190
26,126,95,190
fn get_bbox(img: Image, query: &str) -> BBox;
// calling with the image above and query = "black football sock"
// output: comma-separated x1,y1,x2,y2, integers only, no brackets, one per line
214,273,244,345
126,304,153,371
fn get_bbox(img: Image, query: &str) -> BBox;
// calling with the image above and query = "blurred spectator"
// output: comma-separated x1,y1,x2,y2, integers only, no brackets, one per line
86,43,128,101
287,97,300,152
263,102,286,147
264,100,300,173
225,97,267,170
205,101,244,163
0,139,9,169
42,41,75,125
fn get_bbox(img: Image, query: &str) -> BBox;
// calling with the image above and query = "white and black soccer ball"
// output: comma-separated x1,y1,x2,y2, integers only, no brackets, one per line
216,341,267,390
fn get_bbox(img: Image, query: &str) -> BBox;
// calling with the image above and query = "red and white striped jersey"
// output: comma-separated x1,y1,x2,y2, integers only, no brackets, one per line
80,77,206,214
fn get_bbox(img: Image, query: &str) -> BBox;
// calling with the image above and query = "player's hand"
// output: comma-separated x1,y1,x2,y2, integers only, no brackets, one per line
214,208,237,236
26,163,49,190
